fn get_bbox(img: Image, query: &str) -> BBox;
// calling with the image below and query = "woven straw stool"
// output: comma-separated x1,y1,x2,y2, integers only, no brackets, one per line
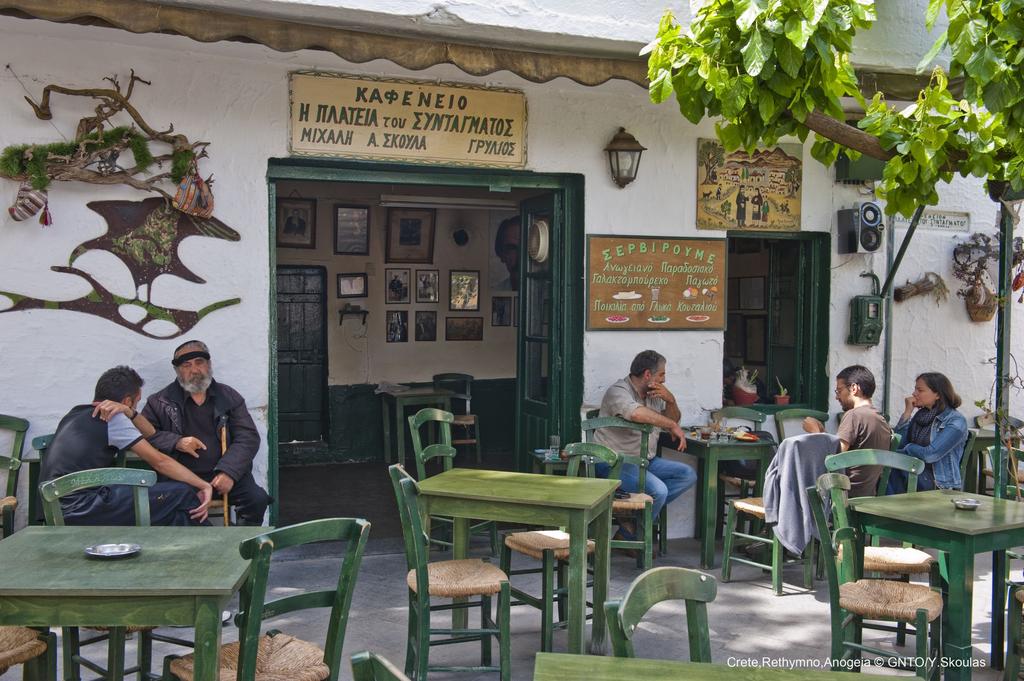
500,530,595,652
0,626,56,680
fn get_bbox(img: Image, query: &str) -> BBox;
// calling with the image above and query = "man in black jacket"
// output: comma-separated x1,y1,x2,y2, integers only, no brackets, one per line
141,340,271,525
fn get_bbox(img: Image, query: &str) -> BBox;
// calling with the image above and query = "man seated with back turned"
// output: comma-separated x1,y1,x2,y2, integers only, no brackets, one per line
803,364,891,497
40,366,212,525
142,340,271,525
594,349,697,541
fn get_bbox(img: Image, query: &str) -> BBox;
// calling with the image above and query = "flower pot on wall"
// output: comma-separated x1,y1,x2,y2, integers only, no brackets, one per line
774,395,791,405
732,386,759,405
965,283,997,322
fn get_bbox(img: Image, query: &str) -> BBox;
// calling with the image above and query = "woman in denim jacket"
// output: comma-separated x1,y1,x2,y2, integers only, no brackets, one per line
890,372,968,492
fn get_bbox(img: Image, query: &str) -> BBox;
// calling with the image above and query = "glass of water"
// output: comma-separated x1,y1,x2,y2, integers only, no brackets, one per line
549,435,561,460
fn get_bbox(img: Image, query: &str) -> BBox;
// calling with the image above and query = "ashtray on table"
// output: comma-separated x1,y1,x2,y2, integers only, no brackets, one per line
951,498,981,511
84,543,142,559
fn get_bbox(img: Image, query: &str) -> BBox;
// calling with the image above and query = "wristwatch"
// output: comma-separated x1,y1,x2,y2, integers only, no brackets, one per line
127,408,138,420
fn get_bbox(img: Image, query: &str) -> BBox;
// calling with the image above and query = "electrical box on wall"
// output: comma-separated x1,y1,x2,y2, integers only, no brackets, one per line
835,152,885,182
837,202,884,254
848,272,883,346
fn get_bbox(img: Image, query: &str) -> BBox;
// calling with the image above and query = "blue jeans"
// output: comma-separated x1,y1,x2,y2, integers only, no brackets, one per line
596,456,697,519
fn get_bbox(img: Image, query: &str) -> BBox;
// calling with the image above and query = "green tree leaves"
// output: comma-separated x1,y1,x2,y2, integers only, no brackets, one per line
646,0,1024,216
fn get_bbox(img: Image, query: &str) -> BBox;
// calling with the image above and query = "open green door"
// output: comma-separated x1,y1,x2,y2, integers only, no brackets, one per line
514,192,584,470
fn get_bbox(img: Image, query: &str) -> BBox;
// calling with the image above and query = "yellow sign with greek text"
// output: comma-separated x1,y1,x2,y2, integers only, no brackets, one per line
289,72,527,168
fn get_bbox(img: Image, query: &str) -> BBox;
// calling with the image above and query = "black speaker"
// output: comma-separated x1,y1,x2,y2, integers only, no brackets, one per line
837,202,883,253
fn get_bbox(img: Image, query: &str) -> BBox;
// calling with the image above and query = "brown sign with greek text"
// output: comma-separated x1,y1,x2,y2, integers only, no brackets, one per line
587,236,726,330
289,72,526,168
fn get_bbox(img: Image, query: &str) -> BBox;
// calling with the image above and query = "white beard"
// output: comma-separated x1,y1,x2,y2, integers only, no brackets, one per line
177,372,213,394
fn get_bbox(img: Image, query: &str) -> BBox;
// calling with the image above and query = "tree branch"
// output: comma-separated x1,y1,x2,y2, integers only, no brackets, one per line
802,111,893,161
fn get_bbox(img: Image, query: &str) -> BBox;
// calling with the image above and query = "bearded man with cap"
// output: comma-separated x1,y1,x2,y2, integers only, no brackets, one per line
141,340,271,525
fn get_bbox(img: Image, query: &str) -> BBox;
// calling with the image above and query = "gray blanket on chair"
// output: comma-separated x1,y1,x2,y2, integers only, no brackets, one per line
763,433,842,554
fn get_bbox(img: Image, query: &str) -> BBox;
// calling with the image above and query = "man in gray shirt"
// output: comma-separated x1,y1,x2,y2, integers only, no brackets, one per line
803,364,891,496
593,350,697,539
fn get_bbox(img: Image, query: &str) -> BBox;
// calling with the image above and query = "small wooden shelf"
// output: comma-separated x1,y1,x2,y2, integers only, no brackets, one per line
339,309,369,325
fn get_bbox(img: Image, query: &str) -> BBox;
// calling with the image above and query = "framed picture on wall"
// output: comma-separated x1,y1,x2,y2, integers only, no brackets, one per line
492,296,513,326
415,270,439,303
276,198,316,249
449,270,480,311
385,268,411,304
385,208,435,263
738,276,765,311
386,310,408,342
446,316,484,341
415,311,437,341
333,204,370,255
337,273,368,298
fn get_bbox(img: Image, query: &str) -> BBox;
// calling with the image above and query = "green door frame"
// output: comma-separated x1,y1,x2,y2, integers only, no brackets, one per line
265,159,586,518
726,230,831,413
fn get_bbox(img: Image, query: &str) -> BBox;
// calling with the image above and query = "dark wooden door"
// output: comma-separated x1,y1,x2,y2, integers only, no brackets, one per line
276,266,326,443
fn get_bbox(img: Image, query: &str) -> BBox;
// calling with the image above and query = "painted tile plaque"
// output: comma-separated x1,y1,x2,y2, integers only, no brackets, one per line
587,235,726,330
289,72,526,168
696,139,802,231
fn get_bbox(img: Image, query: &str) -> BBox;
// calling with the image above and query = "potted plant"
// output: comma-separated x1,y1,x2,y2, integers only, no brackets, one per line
774,377,791,405
951,233,1024,322
732,367,760,405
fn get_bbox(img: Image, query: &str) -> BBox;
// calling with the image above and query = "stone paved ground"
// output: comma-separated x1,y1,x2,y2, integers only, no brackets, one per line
1,536,1011,681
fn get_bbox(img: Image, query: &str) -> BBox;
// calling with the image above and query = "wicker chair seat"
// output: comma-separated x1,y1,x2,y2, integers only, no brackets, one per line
0,626,48,675
839,579,942,622
168,633,327,681
613,492,653,512
731,497,766,518
0,496,16,512
504,530,595,561
982,468,1024,483
407,558,507,597
836,545,935,574
451,414,476,425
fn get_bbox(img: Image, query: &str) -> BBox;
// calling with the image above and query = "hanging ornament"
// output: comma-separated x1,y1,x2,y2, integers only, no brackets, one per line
7,180,48,222
96,149,121,176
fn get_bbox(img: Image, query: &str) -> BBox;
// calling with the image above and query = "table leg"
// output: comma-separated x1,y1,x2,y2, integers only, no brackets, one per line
693,455,705,541
452,517,470,630
993,549,1007,670
588,504,612,655
943,545,975,681
192,598,224,681
382,397,394,465
701,452,720,569
566,512,587,654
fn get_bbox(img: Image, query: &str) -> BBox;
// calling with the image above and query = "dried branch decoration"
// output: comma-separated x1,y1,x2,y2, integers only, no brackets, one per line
894,272,948,306
0,71,208,200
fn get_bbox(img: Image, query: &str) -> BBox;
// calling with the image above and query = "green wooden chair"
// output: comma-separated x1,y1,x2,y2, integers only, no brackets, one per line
164,517,370,681
772,408,828,442
580,416,663,567
1005,584,1024,681
407,408,498,556
0,414,30,538
0,624,57,681
823,450,936,645
388,465,510,681
604,566,717,661
713,406,769,533
351,651,411,681
41,468,162,681
808,473,942,678
432,373,482,463
498,441,601,652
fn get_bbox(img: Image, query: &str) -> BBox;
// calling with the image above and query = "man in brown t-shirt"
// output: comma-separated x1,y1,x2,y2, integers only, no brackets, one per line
804,365,891,496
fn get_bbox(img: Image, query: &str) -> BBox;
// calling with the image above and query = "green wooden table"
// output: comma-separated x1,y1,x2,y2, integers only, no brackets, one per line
0,525,264,681
685,435,776,569
417,468,618,655
380,388,453,464
849,489,1024,681
533,652,894,681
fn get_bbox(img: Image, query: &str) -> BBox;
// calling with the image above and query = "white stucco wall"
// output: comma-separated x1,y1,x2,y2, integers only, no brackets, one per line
0,4,1020,535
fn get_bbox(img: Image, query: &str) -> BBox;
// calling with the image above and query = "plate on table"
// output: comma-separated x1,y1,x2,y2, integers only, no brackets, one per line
84,543,142,559
734,432,759,442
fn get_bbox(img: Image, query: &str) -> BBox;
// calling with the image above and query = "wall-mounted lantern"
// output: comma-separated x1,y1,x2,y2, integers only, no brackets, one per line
604,127,646,188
